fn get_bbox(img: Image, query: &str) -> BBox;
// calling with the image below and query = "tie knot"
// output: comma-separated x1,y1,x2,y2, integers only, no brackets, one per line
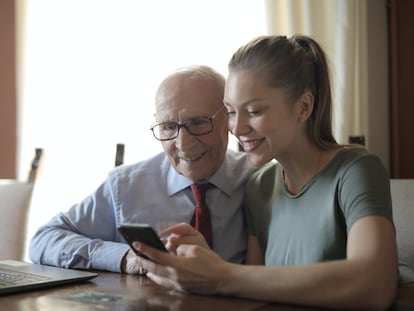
190,183,211,205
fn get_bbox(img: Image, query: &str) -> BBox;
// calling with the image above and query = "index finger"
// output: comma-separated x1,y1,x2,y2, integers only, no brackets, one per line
133,241,178,267
159,223,198,236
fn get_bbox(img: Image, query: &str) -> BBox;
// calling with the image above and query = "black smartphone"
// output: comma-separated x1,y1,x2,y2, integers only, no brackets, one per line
118,223,168,259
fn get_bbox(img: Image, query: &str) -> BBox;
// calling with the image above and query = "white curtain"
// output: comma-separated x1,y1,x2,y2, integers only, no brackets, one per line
264,0,389,169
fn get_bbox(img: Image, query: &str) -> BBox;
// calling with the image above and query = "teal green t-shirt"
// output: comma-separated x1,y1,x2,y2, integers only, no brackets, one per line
244,148,393,266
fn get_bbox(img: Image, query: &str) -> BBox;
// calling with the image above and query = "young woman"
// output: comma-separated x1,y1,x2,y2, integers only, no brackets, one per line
132,35,398,310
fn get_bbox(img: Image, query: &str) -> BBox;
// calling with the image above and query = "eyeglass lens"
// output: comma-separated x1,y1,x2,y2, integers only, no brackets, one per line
153,117,212,140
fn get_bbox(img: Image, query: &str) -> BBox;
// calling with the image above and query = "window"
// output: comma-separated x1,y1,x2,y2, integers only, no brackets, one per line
18,0,266,252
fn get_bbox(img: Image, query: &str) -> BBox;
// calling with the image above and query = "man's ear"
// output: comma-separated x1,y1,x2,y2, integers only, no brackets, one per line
297,90,314,122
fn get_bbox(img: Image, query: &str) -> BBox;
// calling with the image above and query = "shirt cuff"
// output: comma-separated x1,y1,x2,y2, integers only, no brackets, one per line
91,241,130,272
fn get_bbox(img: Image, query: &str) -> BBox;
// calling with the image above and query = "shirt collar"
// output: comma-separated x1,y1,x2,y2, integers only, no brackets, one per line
166,153,233,197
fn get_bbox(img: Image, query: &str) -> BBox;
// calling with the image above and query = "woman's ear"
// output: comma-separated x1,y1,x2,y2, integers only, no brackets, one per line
297,90,314,122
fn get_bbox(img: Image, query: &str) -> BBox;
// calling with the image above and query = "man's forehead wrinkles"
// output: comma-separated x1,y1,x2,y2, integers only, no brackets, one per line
155,107,189,122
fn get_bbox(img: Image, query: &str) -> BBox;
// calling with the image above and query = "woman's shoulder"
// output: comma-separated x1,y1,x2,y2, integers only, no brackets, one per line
330,145,381,165
247,161,282,194
245,161,281,203
249,160,279,179
328,145,387,178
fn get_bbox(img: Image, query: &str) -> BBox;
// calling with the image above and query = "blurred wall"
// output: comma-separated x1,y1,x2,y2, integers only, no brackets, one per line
0,0,17,178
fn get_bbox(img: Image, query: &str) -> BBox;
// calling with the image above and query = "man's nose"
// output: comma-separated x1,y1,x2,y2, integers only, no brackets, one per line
175,127,198,149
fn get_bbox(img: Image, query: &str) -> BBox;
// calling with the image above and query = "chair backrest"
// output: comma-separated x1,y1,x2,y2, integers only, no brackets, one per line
28,148,43,182
0,181,35,260
390,179,414,267
115,143,125,167
0,148,43,260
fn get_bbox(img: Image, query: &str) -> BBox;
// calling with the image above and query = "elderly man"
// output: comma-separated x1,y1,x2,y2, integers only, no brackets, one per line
29,65,257,273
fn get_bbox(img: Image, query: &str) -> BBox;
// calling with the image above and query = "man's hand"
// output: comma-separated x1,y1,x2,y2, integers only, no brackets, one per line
122,223,208,273
121,249,147,274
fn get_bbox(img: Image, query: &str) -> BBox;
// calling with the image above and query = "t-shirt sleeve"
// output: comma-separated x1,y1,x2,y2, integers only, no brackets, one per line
243,163,278,252
338,153,393,232
244,177,259,236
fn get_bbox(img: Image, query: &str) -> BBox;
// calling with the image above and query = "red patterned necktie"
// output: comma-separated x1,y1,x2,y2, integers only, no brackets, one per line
190,183,213,248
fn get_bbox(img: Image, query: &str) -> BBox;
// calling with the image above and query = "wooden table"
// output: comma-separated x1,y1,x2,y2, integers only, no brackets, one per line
1,271,413,310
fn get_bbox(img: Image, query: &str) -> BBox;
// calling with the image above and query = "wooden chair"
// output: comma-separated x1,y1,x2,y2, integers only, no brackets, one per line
390,179,414,268
0,148,43,260
115,143,125,167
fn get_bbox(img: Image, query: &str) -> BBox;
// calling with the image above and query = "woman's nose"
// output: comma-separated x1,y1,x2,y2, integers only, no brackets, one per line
228,113,250,137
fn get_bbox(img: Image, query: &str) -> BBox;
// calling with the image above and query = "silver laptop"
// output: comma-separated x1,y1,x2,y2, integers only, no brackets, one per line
0,260,97,295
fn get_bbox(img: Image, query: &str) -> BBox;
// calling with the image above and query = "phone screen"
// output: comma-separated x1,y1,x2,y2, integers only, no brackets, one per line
118,224,168,259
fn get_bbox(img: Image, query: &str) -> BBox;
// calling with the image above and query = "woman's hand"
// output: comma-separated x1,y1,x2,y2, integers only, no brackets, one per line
161,223,210,254
122,223,208,273
132,240,231,295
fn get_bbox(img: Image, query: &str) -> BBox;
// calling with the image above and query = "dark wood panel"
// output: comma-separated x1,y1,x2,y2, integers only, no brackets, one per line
0,0,16,178
389,0,414,177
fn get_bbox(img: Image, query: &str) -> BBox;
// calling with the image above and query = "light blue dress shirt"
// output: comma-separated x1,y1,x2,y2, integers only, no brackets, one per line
29,149,257,272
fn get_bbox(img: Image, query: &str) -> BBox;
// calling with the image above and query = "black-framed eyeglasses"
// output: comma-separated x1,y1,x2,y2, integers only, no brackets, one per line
150,106,225,141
